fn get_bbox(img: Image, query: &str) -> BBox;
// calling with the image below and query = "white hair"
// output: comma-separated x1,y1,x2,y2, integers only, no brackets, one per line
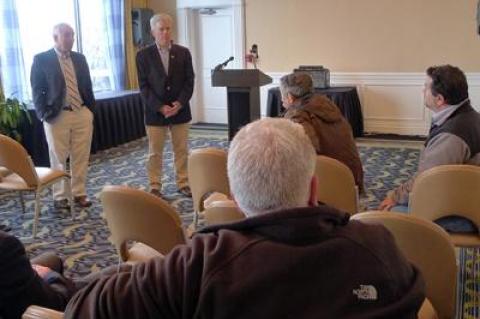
280,72,314,99
228,118,316,217
53,23,73,36
150,13,173,29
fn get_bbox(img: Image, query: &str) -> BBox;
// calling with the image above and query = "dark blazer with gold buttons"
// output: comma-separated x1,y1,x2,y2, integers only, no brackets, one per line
136,43,195,126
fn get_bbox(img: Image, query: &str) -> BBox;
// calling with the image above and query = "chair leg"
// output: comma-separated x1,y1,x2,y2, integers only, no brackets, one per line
19,191,26,215
33,191,41,238
193,210,199,228
69,195,74,220
117,255,123,272
66,177,74,221
354,186,360,214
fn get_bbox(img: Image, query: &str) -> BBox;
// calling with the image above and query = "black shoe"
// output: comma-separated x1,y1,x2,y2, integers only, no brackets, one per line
178,186,192,197
0,224,11,232
53,199,70,210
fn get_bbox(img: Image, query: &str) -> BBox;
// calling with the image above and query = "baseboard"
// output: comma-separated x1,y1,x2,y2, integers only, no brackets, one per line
191,122,228,131
362,132,426,141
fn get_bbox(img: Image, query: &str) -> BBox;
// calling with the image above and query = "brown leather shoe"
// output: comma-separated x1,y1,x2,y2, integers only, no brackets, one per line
150,189,163,198
53,199,70,210
74,196,92,208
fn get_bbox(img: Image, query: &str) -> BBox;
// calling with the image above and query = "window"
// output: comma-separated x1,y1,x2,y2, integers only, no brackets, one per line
16,1,77,91
77,0,116,92
1,0,124,100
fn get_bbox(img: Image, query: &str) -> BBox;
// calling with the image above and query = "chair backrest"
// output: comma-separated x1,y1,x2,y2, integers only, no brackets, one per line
409,164,480,234
204,200,245,225
101,185,186,261
352,211,457,319
315,155,358,214
188,148,230,213
0,134,38,187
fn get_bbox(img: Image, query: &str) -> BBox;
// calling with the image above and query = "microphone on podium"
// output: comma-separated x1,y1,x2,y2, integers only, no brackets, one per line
214,56,234,71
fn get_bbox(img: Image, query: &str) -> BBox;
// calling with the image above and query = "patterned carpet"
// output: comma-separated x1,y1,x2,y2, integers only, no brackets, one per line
458,248,480,318
0,129,477,318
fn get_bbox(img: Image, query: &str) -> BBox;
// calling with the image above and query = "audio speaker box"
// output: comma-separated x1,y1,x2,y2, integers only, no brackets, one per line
132,8,154,47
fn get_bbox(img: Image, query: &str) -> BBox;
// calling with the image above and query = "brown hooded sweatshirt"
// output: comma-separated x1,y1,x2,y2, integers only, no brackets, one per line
284,94,364,193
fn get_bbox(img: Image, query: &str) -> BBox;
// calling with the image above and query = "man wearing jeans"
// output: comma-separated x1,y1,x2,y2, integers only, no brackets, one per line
379,65,480,211
136,13,195,197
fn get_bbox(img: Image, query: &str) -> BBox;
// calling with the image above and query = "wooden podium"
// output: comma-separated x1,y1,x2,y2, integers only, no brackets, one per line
211,69,272,140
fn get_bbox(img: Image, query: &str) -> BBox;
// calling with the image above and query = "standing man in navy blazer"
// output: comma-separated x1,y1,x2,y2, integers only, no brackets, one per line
136,13,195,197
30,23,95,208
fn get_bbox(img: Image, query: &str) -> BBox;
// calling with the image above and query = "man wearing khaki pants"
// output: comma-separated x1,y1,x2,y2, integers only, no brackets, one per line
30,23,94,209
136,13,194,197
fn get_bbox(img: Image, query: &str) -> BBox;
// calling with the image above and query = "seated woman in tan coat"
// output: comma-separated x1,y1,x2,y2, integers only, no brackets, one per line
280,72,364,193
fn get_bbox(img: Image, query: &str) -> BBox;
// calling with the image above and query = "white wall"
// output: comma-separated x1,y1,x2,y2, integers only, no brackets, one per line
246,0,480,73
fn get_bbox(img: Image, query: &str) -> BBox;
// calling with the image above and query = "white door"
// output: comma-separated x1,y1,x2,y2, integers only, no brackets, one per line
194,8,238,123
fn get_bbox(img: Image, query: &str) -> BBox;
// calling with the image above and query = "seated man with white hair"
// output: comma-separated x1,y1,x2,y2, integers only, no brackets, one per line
281,72,365,193
65,118,424,318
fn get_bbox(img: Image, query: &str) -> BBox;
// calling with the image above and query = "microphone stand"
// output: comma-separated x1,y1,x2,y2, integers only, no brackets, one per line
249,44,258,69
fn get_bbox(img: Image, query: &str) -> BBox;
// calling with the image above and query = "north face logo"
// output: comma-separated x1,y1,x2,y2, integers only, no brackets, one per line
353,285,378,300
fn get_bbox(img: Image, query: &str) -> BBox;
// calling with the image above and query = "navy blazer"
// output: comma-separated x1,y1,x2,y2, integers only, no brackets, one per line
30,48,95,123
136,44,194,126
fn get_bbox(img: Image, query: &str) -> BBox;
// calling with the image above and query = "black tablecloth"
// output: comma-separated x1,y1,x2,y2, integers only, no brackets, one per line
21,90,145,166
266,87,364,137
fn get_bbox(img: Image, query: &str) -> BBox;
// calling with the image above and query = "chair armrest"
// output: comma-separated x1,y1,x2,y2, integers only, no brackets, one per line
22,305,64,319
126,242,164,264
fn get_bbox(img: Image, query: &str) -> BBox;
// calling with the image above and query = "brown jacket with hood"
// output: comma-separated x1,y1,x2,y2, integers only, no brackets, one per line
284,94,364,193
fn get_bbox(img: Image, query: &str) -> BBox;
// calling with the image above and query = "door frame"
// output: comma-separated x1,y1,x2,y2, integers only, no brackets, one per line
176,0,246,123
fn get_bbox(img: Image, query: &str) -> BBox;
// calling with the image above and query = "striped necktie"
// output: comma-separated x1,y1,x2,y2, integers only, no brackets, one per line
61,55,83,110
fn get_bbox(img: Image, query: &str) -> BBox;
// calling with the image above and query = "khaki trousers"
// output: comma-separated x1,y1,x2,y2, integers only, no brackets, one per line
146,123,190,191
43,107,93,200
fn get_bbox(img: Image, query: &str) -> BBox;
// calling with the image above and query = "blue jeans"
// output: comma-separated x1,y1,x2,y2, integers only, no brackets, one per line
391,205,409,213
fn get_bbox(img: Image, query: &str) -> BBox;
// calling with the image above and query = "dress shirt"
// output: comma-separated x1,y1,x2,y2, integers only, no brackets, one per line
156,43,171,75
